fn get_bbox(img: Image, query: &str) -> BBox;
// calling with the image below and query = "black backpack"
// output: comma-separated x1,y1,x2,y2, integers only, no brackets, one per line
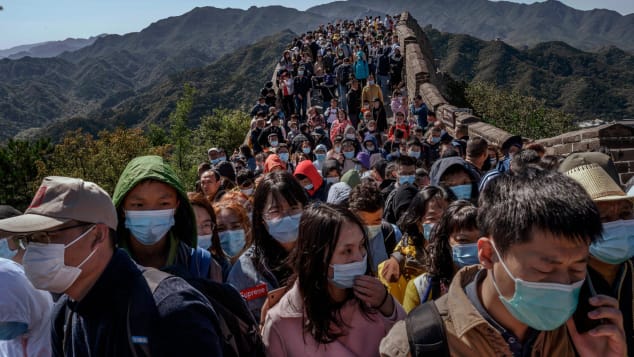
134,267,265,357
405,301,450,357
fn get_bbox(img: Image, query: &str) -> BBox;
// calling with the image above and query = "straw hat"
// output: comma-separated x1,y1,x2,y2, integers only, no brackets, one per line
565,163,633,202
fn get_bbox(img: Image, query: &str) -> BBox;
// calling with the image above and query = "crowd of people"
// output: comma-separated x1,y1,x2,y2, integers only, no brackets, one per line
1,14,633,357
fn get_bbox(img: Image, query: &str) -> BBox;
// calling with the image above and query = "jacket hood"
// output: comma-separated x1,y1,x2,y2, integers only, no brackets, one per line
112,155,197,248
341,169,361,189
294,160,323,196
264,154,286,173
429,157,479,186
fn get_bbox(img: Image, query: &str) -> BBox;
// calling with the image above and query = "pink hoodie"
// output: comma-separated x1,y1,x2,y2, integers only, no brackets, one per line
262,282,406,356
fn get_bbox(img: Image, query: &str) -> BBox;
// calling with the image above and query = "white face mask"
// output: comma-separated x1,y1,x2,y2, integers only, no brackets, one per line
23,225,98,294
330,255,367,288
197,234,212,250
241,188,254,196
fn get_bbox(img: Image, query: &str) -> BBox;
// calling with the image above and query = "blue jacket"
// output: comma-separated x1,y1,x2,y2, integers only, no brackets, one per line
354,59,369,80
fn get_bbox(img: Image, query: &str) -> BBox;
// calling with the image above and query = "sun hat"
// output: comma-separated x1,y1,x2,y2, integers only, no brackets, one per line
564,163,633,202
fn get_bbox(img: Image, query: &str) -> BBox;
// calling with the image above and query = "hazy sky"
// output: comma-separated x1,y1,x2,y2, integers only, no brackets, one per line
0,0,632,49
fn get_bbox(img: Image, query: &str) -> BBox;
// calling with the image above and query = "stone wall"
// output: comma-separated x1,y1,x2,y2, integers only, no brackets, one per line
395,11,634,184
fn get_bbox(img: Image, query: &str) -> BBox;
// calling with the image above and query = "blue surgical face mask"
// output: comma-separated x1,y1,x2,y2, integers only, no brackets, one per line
391,150,400,158
316,153,326,162
302,147,311,154
0,238,16,260
343,151,355,159
270,140,279,147
304,183,314,191
210,158,220,165
408,150,420,159
197,234,212,250
125,209,175,246
330,255,367,288
490,243,584,331
218,156,227,163
278,153,289,162
399,175,415,185
452,243,479,268
326,176,340,184
366,144,376,151
431,136,440,144
423,223,434,241
219,229,247,257
450,184,472,200
590,219,634,264
366,225,382,239
266,213,302,244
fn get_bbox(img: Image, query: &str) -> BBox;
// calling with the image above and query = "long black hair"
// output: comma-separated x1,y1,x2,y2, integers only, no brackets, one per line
251,171,308,285
425,200,478,285
290,203,374,344
396,185,452,245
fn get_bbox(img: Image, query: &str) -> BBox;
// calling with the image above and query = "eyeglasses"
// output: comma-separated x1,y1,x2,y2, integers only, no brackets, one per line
18,223,93,244
263,207,303,221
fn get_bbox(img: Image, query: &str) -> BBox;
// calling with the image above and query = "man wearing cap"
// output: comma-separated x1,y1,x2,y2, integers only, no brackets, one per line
250,96,269,117
0,176,221,356
565,163,634,355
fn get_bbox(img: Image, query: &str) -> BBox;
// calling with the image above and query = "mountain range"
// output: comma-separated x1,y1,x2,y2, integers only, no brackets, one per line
426,27,634,120
308,0,634,52
0,35,105,59
1,0,633,142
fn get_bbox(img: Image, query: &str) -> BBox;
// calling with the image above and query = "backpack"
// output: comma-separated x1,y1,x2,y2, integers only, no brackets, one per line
337,64,352,85
133,249,265,357
406,302,450,357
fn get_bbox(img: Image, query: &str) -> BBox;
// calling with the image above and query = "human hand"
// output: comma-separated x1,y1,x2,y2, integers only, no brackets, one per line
353,275,394,317
567,294,626,357
381,257,400,283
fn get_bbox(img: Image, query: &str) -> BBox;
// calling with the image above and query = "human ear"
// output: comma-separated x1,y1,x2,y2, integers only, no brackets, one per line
478,237,495,269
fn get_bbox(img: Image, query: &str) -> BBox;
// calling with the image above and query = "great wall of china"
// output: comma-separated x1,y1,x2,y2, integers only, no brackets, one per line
270,11,634,184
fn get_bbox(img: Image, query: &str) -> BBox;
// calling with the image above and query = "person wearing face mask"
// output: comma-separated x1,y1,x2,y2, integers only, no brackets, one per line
312,144,329,172
0,176,223,356
294,159,330,203
340,138,359,175
382,168,627,357
407,139,423,164
353,50,369,87
361,74,383,106
227,171,308,324
402,201,479,313
380,186,452,303
188,193,230,281
113,155,223,282
329,110,353,144
372,97,388,133
381,156,417,212
0,206,53,357
261,204,406,356
236,169,256,197
349,183,403,272
390,90,405,117
430,157,480,204
388,46,403,91
564,163,634,354
213,201,252,264
410,94,428,130
321,159,342,185
346,78,362,123
293,66,311,121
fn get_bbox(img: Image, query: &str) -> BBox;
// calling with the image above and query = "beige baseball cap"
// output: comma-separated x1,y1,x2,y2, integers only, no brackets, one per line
0,176,117,233
565,163,633,203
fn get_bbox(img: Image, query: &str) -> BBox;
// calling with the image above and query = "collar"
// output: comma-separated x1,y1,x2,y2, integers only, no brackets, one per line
445,265,491,338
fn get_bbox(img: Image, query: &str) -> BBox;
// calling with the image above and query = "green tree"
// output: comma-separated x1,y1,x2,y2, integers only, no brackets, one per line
36,127,166,195
465,81,574,139
0,138,53,210
169,84,196,186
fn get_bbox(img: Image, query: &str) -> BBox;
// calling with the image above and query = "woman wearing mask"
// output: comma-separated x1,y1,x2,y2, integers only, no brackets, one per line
402,201,479,312
213,201,252,264
329,110,353,144
340,137,360,175
113,155,224,282
227,171,308,324
188,193,231,281
378,186,452,303
262,204,406,356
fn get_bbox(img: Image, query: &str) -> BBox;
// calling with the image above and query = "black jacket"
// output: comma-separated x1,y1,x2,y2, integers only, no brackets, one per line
52,249,222,357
